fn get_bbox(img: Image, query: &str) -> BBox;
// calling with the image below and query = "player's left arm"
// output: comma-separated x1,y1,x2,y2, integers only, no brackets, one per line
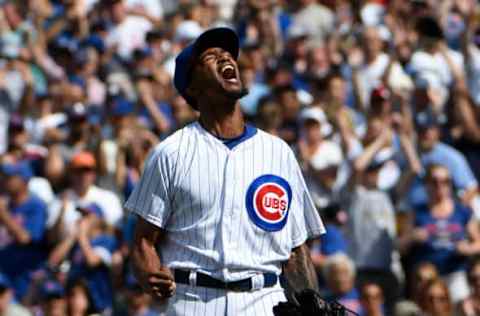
282,148,323,293
283,242,319,292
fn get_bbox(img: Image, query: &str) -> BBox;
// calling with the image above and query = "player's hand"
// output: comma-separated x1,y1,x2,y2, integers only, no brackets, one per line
147,267,176,299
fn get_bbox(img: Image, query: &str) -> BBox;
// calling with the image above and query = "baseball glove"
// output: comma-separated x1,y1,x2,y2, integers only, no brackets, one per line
273,289,357,316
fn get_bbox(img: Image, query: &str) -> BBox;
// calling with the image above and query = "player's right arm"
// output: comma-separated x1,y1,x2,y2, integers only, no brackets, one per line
132,217,175,299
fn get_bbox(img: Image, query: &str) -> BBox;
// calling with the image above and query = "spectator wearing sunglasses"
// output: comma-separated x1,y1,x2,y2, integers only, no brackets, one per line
400,164,480,303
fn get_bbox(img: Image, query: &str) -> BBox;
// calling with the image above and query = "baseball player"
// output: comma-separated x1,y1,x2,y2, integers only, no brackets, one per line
126,27,325,316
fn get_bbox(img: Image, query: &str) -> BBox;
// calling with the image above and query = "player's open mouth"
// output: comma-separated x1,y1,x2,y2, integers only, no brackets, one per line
220,64,238,83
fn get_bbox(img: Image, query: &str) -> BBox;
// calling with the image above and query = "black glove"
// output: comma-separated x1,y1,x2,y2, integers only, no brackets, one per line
273,289,354,316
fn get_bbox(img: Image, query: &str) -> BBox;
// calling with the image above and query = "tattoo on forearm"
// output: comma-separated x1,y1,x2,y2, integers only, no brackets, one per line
283,244,319,293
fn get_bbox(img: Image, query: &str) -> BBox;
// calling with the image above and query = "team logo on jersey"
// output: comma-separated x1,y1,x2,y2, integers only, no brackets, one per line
245,174,292,232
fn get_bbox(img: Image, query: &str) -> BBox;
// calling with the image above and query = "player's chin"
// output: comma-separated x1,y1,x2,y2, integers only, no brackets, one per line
221,81,248,99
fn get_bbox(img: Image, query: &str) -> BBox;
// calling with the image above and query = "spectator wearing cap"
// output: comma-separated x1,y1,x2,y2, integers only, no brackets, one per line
47,151,123,242
399,164,480,303
407,110,478,211
48,202,117,314
0,162,48,300
50,102,98,183
0,272,31,316
65,102,92,148
40,280,66,316
342,126,402,314
299,107,342,206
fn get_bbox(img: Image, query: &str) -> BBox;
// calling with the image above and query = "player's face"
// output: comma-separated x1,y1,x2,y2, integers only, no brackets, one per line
192,47,244,98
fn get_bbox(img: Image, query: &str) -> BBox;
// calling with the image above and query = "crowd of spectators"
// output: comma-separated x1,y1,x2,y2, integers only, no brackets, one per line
2,0,480,315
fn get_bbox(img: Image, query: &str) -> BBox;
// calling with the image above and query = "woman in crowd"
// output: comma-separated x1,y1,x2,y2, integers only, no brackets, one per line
400,164,480,303
419,279,454,316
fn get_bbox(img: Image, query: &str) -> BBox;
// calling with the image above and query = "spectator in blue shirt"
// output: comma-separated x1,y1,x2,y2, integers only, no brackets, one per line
48,203,117,314
400,164,480,303
0,161,48,300
408,111,478,208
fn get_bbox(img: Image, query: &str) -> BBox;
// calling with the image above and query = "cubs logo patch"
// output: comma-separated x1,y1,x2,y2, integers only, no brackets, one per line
245,174,292,232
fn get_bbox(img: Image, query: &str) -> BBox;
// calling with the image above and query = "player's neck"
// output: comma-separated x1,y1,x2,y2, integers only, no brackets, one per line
199,103,245,139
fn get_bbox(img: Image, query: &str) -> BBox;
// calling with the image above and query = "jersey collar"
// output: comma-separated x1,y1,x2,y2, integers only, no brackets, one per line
195,121,257,150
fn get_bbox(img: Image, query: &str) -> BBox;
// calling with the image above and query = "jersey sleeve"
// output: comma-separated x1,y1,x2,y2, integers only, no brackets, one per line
124,147,173,229
289,150,325,247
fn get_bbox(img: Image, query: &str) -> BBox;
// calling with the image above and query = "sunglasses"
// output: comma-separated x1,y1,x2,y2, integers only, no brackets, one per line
427,294,449,303
428,177,450,186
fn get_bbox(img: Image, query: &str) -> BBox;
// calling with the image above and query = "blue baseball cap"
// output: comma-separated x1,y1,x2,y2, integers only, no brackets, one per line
415,110,441,130
1,161,33,181
76,203,104,219
41,280,65,300
174,27,239,110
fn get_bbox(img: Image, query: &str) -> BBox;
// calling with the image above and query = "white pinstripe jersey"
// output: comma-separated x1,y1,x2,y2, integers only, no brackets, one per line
125,121,325,282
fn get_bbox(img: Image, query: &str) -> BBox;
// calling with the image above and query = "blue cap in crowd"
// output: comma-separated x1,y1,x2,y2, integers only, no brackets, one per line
41,280,65,300
77,203,104,219
82,34,105,54
112,98,135,116
174,27,239,110
1,161,33,181
415,110,441,130
0,273,11,290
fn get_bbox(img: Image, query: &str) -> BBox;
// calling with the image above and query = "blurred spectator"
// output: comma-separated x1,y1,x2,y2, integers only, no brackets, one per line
114,274,156,316
0,161,47,300
104,0,155,61
418,278,454,316
0,272,31,316
48,203,116,314
47,151,123,242
460,258,480,316
408,110,478,210
360,282,385,316
65,279,93,316
323,253,362,315
310,203,348,276
291,0,335,43
400,164,480,303
40,280,67,316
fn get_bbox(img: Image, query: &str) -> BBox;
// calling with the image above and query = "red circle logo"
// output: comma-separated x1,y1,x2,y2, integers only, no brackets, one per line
253,183,289,223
